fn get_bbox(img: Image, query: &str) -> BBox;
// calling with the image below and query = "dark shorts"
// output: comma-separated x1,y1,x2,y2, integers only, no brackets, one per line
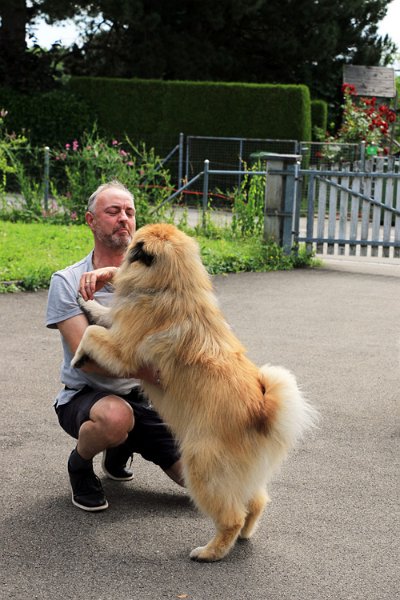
55,386,180,470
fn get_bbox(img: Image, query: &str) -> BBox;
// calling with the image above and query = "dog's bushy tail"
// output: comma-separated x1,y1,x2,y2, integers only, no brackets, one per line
259,364,317,477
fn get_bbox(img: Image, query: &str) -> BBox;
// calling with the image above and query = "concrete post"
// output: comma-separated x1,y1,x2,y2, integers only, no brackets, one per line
263,153,302,252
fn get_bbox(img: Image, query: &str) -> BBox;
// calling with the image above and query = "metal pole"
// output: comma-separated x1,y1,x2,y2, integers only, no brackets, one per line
202,159,209,229
389,91,398,157
44,146,50,211
360,140,366,171
178,132,184,188
185,136,190,183
238,139,243,188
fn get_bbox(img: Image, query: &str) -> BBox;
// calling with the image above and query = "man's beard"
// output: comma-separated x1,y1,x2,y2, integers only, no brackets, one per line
95,226,132,250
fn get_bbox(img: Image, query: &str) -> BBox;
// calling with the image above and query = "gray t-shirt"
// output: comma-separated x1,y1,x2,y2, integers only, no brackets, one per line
46,251,139,408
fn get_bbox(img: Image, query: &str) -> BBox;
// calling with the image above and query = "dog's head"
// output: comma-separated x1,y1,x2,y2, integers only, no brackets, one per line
116,223,211,293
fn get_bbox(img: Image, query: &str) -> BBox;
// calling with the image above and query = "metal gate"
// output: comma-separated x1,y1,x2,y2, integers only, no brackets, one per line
294,165,400,259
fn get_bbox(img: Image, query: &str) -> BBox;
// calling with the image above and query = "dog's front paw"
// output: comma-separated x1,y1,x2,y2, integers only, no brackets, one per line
77,294,96,324
71,352,89,369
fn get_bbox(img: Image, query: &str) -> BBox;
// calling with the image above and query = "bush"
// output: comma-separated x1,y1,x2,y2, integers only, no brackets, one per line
50,128,175,225
311,100,328,140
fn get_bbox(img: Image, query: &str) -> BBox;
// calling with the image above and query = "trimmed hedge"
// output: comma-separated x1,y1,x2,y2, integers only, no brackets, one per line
68,77,312,143
0,87,92,147
0,78,314,148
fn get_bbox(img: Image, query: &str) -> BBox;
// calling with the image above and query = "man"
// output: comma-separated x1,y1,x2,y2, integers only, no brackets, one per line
46,180,183,512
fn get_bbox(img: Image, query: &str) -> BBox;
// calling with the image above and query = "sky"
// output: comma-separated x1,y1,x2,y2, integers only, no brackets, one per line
30,0,400,70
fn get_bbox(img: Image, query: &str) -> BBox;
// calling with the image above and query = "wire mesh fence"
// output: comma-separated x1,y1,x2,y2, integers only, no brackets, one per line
2,133,398,214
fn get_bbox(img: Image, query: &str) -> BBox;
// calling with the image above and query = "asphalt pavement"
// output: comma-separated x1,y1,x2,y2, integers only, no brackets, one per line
0,261,399,600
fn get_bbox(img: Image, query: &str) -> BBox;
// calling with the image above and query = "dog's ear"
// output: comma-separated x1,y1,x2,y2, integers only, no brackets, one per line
128,241,155,266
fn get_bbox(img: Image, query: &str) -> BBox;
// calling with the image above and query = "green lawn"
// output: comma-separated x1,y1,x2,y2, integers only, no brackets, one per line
0,222,93,290
0,221,314,292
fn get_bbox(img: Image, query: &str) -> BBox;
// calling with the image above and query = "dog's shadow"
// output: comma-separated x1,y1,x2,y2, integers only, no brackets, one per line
101,482,195,521
1,484,200,568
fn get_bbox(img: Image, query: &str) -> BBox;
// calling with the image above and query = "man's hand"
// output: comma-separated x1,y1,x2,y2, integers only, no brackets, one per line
135,365,162,387
79,267,119,300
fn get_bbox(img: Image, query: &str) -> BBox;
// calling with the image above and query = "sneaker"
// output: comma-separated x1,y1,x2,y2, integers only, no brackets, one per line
102,446,134,481
68,466,109,512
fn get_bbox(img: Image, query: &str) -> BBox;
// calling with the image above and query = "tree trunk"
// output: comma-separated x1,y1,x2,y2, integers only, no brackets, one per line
0,0,27,55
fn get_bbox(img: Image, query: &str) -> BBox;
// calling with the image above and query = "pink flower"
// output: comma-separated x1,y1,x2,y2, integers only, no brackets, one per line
119,149,128,157
112,139,119,146
65,143,71,150
72,140,79,151
70,211,77,220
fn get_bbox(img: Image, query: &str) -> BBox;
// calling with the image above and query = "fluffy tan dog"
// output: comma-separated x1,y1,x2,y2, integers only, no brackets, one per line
72,223,316,562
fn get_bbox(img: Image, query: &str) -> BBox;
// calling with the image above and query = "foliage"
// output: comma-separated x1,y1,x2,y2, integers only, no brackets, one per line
336,83,396,150
49,128,175,225
0,109,28,194
59,0,396,105
229,162,265,238
0,220,316,292
311,100,328,141
0,126,176,225
0,1,397,105
315,83,397,161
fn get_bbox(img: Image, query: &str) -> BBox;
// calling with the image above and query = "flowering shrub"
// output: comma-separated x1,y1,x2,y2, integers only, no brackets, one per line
337,83,396,153
51,128,175,224
322,84,396,158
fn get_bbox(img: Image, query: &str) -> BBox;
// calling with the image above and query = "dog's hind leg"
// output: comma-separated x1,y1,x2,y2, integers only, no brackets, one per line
239,489,270,540
189,510,246,562
187,476,246,561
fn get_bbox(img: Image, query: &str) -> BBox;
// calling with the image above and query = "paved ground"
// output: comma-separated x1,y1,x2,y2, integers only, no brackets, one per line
0,262,399,600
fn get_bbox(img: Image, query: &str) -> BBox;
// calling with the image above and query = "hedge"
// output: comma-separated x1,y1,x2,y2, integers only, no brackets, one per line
0,87,92,147
67,77,312,143
0,78,313,148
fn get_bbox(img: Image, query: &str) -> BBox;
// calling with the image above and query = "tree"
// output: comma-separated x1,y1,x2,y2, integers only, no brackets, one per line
62,0,396,104
0,0,397,102
0,0,86,90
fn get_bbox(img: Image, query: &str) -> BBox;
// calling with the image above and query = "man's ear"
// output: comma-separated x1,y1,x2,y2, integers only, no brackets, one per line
85,211,94,227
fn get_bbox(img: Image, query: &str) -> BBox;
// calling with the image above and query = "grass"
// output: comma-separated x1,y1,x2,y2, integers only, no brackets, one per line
0,221,316,292
0,222,93,291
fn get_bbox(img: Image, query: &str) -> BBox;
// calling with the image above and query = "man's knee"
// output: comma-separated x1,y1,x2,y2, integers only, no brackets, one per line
89,395,134,443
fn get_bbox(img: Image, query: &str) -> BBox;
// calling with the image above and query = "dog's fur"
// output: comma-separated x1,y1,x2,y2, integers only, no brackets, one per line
72,223,316,561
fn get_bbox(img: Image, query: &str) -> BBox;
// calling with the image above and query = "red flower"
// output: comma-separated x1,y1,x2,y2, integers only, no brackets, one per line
342,82,357,96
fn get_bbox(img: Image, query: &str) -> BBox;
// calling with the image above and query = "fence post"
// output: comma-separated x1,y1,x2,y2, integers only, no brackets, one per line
178,132,184,188
43,146,50,211
238,139,243,188
263,153,302,253
202,159,209,229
